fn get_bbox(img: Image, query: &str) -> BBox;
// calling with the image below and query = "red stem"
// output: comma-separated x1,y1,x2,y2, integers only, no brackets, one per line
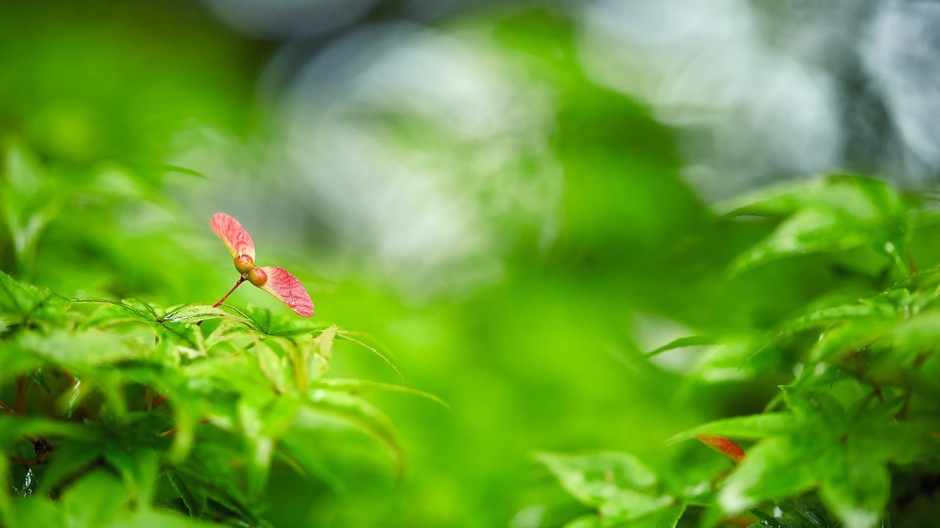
159,418,212,437
8,456,37,467
15,375,25,415
152,394,168,409
212,277,246,308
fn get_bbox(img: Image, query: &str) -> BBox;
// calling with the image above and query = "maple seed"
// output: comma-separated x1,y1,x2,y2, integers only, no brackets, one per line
234,254,254,274
248,267,268,287
210,212,315,317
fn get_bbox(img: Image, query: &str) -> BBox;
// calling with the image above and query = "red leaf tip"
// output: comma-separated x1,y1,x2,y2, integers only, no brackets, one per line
695,434,746,462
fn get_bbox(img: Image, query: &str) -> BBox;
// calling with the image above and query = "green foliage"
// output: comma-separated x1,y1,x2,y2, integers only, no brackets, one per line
534,175,940,528
0,267,419,527
5,3,940,526
534,452,686,527
0,137,428,526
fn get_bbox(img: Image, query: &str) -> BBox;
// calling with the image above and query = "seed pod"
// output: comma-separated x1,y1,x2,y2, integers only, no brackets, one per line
248,266,268,287
234,254,254,274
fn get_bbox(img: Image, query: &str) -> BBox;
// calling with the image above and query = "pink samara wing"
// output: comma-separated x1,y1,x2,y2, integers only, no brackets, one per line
211,213,256,260
257,266,314,317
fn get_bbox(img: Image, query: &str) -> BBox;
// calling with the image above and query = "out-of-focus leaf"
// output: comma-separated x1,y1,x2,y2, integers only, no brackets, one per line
693,338,780,383
626,503,686,528
103,446,159,504
719,436,836,514
646,335,718,358
731,209,869,274
4,139,42,194
203,319,254,351
73,297,158,325
720,175,903,219
182,356,268,395
35,437,108,495
102,508,221,528
536,452,685,527
278,431,348,497
0,454,8,523
535,451,676,522
0,417,88,444
237,395,300,499
307,324,338,386
671,413,796,443
0,269,70,323
852,420,935,467
305,389,403,472
0,142,62,275
561,514,602,528
599,491,674,523
809,322,886,364
819,453,889,528
19,329,138,368
60,469,127,528
166,470,208,519
168,447,260,526
316,378,450,409
786,391,846,430
260,396,300,439
253,340,291,395
725,176,907,274
238,399,274,499
536,451,658,500
783,301,898,334
336,330,404,382
3,496,65,527
889,311,940,357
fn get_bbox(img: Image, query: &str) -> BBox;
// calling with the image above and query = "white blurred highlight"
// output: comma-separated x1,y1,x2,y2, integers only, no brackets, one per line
580,0,841,199
579,0,940,198
863,1,940,180
281,23,561,299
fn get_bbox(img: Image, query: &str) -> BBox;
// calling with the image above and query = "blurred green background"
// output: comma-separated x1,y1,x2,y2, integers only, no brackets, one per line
0,1,897,526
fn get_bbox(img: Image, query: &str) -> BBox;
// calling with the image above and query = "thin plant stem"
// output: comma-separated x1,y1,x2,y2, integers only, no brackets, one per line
213,277,246,308
197,277,247,328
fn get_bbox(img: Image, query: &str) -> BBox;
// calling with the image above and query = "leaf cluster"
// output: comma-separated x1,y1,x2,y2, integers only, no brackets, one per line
0,270,427,527
533,176,940,527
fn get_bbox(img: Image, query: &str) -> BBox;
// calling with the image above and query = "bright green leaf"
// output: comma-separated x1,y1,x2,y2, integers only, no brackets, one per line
731,208,869,274
253,341,290,395
304,390,403,473
561,514,602,528
19,329,137,368
316,378,450,409
719,436,836,514
102,508,221,528
670,413,796,443
624,503,686,528
535,451,659,507
820,453,889,528
103,447,159,505
3,496,65,528
60,469,128,528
